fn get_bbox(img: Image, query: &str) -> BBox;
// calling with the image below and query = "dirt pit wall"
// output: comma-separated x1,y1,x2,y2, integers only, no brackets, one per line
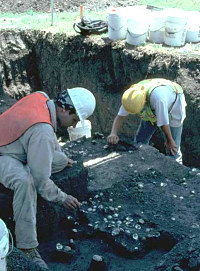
0,30,200,166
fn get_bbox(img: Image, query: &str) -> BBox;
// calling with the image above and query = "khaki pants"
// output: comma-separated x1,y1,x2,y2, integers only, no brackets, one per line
0,151,66,249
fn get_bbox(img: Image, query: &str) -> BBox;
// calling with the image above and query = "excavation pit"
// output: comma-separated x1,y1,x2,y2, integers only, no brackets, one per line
0,18,200,271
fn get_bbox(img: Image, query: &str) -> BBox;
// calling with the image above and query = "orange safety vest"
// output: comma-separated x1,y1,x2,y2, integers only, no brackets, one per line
0,92,54,147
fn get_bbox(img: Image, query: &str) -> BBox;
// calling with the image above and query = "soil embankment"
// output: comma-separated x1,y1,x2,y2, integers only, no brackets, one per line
0,30,200,165
0,3,200,269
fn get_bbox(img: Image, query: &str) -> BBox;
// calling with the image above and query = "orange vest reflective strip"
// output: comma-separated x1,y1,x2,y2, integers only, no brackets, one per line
0,92,53,147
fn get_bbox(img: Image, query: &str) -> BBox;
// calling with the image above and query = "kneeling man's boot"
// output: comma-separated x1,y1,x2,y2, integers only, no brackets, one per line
20,248,49,270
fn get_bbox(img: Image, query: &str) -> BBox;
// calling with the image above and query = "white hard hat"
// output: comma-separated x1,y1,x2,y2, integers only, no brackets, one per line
67,87,96,126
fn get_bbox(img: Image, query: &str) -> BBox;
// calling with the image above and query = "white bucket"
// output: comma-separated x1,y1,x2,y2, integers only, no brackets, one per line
124,5,149,18
108,7,127,40
0,219,9,271
67,120,92,141
126,15,149,46
186,11,200,43
149,11,166,43
164,9,188,46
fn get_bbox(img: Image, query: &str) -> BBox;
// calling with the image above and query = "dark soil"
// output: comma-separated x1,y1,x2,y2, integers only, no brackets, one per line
1,1,200,271
3,137,200,271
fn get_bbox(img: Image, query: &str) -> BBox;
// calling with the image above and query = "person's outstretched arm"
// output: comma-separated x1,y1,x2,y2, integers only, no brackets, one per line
161,125,177,155
107,115,127,144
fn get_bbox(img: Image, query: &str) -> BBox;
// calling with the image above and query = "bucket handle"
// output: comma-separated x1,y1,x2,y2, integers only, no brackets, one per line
165,27,186,34
165,22,187,34
1,230,14,260
150,26,164,32
108,23,126,31
127,29,147,38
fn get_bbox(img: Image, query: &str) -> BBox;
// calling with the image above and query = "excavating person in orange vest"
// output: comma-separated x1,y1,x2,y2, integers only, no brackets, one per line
107,78,187,164
0,88,96,270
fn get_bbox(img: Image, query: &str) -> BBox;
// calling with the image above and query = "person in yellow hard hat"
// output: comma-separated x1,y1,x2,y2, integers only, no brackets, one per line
107,78,187,164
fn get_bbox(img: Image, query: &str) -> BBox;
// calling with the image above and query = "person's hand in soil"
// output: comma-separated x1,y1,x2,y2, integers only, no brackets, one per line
107,134,119,144
165,139,178,156
66,158,76,167
162,125,178,156
63,195,81,209
107,115,126,144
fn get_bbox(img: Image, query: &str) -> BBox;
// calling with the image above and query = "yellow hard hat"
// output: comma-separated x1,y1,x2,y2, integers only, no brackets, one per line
122,84,147,114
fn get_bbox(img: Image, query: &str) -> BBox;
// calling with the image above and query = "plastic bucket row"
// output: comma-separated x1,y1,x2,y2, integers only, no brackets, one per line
108,6,200,46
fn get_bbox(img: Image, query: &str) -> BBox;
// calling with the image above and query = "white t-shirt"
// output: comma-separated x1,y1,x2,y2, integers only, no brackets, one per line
118,85,187,127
